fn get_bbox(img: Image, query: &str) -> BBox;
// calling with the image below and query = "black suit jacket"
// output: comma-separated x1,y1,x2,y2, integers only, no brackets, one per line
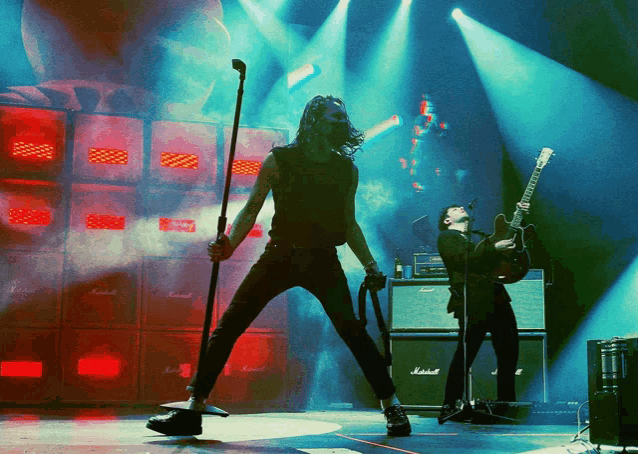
437,229,511,319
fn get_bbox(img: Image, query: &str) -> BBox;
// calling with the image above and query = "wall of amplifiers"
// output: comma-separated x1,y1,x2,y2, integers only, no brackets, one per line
388,268,549,409
0,104,290,405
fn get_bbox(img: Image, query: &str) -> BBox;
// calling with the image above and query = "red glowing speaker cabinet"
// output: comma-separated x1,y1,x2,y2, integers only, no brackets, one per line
150,121,218,187
60,328,139,402
139,331,201,403
67,183,138,257
72,113,144,183
140,187,217,258
0,179,66,252
211,332,287,405
0,329,61,403
222,126,287,189
0,252,63,327
62,258,141,328
0,106,66,179
141,258,212,329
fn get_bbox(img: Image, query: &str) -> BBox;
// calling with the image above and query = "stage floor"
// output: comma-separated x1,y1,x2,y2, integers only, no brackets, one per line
0,406,630,454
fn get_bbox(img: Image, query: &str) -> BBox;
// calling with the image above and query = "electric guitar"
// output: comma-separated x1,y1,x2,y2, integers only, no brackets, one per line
475,147,554,284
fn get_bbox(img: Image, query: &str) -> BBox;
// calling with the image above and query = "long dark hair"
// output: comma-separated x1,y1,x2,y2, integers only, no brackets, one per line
292,95,364,159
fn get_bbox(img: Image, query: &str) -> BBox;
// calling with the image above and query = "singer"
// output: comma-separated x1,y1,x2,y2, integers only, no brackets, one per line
436,202,529,424
146,95,411,437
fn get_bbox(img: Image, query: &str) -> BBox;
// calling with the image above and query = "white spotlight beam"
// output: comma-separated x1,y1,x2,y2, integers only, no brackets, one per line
364,115,404,145
287,64,321,92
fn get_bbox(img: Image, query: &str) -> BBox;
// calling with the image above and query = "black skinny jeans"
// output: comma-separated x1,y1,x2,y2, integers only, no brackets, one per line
188,243,396,400
443,301,519,405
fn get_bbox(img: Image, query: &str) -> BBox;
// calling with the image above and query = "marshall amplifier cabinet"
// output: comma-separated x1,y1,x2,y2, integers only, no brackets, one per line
391,332,548,409
587,337,638,447
390,277,456,330
389,269,545,331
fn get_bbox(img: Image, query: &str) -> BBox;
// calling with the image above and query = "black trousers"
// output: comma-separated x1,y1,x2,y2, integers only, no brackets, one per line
188,243,396,400
443,301,519,405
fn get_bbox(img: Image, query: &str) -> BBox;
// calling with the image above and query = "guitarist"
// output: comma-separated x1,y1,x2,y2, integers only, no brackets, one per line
436,202,529,424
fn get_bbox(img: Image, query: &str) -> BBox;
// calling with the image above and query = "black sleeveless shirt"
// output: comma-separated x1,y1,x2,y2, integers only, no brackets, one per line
269,145,354,247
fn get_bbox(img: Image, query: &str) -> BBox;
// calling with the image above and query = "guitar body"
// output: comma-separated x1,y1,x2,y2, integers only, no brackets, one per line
475,213,536,284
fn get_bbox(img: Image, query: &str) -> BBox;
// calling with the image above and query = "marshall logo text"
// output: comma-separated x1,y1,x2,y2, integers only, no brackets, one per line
491,368,523,376
410,367,441,376
168,292,194,299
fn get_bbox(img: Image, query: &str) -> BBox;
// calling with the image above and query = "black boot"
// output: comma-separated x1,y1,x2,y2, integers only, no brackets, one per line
383,405,411,436
146,410,202,436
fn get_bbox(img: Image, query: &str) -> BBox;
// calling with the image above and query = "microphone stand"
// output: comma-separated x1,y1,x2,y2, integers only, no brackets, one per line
438,209,475,423
160,59,247,416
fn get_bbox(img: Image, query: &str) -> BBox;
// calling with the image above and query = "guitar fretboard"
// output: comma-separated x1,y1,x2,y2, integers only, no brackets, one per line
509,164,543,235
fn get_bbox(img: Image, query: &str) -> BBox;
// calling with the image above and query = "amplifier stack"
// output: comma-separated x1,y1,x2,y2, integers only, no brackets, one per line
388,268,548,409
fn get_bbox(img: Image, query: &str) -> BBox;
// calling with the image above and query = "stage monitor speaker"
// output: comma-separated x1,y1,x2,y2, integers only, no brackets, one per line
389,269,545,331
587,337,638,447
391,332,548,408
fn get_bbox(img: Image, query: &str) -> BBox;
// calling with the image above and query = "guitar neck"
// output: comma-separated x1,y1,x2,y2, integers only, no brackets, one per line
510,164,542,231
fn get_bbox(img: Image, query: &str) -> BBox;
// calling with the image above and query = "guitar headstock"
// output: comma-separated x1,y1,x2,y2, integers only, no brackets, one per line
536,147,554,169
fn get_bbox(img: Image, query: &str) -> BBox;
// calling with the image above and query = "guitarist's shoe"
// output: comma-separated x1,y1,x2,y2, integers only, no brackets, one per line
384,405,412,436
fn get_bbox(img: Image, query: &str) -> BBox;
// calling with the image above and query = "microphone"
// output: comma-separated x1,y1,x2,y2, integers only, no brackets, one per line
467,198,478,210
232,59,246,74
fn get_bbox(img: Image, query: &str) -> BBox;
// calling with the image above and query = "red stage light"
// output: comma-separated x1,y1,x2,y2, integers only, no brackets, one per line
159,218,196,233
232,160,261,176
225,223,263,238
8,208,52,226
88,148,129,165
160,152,199,170
0,361,43,378
85,214,126,230
77,356,121,378
9,137,55,162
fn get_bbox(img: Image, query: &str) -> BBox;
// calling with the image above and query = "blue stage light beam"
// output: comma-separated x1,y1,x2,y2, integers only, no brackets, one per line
289,0,350,96
237,0,306,68
350,0,412,130
454,10,638,401
263,0,289,15
258,0,351,124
